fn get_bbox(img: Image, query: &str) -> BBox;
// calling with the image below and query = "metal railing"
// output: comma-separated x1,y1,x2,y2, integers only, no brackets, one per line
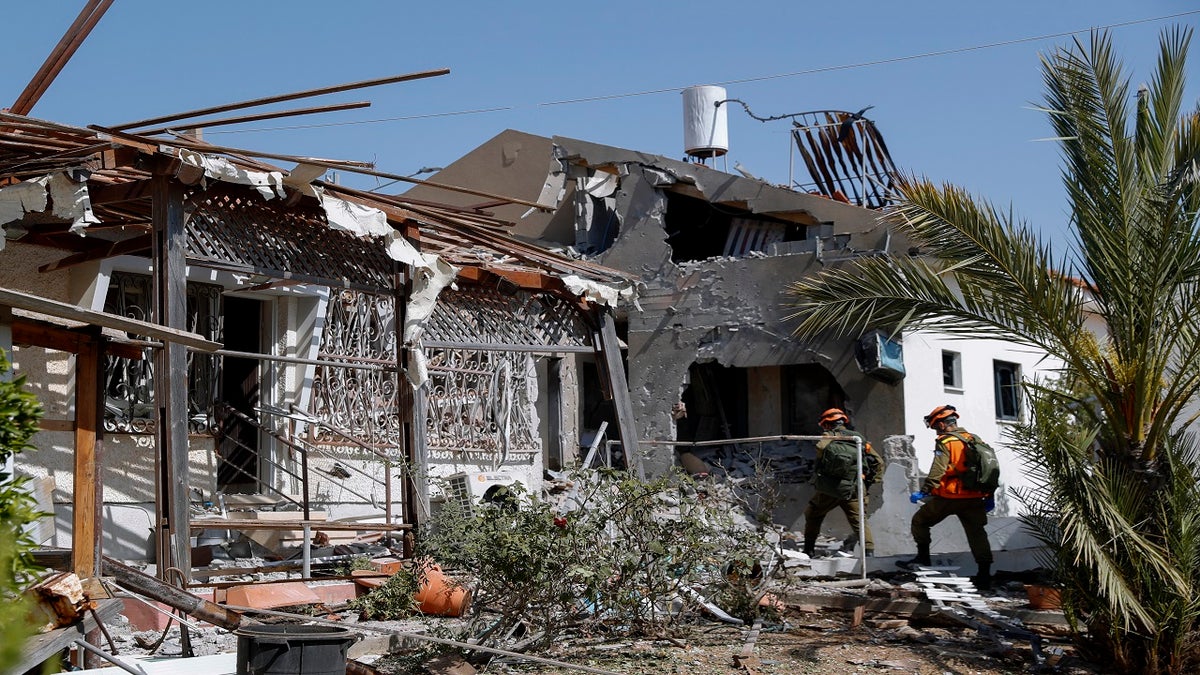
214,402,307,513
258,402,398,528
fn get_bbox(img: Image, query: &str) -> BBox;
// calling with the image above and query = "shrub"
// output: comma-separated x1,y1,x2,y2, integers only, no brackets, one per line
418,468,774,649
0,348,44,672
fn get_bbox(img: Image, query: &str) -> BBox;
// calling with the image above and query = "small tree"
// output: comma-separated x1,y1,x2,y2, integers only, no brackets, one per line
0,348,45,671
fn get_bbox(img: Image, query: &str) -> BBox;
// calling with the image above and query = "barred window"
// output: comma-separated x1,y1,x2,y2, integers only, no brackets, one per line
102,271,222,434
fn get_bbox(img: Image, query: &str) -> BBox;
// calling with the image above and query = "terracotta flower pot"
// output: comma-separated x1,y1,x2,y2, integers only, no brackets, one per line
415,564,472,617
1024,584,1062,610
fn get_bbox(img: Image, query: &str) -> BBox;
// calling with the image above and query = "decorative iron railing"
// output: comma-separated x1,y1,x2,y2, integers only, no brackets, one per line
423,348,541,464
102,271,222,434
310,289,400,449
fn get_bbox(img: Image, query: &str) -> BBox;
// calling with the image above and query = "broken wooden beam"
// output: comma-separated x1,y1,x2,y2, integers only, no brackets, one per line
9,0,114,116
135,100,372,137
101,557,249,631
16,597,122,675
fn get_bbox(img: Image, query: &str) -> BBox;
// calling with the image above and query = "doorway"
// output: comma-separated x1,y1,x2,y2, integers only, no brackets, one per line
217,296,263,492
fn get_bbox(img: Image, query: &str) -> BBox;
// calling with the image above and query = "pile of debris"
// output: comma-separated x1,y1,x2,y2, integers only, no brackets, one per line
15,470,1082,674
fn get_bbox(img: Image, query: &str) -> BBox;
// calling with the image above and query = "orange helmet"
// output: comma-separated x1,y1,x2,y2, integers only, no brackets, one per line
818,408,850,428
924,404,958,428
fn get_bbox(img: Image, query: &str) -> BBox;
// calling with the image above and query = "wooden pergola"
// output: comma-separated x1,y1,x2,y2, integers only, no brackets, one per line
0,287,219,584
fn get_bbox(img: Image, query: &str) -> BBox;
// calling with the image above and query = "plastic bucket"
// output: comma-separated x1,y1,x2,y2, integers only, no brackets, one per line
235,624,356,675
415,564,471,617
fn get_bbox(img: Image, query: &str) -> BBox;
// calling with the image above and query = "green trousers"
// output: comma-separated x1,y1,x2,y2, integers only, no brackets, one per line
911,496,993,565
803,491,872,551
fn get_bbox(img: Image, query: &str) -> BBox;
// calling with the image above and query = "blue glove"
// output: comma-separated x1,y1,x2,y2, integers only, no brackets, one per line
984,496,995,512
909,491,926,504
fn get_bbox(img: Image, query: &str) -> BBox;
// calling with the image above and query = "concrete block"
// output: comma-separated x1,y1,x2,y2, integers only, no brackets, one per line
369,557,405,575
225,581,321,610
309,581,358,605
121,589,214,631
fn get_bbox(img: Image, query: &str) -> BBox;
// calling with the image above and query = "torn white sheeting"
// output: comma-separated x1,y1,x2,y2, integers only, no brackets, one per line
0,173,100,251
0,177,49,227
283,162,327,199
404,253,459,388
561,274,635,308
320,191,392,238
177,148,285,200
582,172,618,199
49,173,100,236
316,189,425,269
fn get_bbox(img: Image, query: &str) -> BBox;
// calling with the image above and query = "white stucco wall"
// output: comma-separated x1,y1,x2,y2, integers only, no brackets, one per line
900,330,1067,514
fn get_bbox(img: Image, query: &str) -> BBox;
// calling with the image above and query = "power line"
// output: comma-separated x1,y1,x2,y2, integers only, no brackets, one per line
212,9,1200,136
539,10,1200,106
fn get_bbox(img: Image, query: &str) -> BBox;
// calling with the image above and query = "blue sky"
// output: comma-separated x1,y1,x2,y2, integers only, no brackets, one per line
2,1,1197,254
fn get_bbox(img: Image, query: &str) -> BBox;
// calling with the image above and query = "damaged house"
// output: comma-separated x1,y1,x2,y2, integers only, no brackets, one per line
402,108,1061,564
0,110,635,582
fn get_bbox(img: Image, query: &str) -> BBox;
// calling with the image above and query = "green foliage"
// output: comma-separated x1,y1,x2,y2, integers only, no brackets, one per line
0,348,44,673
335,555,376,576
785,26,1200,674
418,468,773,650
348,565,421,620
1013,387,1200,672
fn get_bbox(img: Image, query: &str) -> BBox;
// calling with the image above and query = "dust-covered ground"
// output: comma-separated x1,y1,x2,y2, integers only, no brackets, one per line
94,564,1111,675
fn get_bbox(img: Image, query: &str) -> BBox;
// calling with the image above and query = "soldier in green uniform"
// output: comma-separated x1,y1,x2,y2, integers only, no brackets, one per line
802,408,884,557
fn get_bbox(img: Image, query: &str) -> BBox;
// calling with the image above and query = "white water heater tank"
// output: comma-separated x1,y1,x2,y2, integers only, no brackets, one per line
682,85,729,159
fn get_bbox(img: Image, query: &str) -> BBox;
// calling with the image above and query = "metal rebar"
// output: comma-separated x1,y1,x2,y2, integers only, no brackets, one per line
72,640,148,675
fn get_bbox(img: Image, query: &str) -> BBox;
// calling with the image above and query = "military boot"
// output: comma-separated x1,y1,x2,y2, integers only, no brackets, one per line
896,545,931,571
970,563,993,591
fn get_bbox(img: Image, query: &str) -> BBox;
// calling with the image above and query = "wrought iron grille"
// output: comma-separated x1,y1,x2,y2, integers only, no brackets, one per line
185,184,395,291
424,348,541,463
102,271,222,433
423,286,591,348
310,290,400,450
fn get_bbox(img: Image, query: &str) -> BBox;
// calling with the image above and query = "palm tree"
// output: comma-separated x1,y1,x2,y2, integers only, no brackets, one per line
785,28,1200,673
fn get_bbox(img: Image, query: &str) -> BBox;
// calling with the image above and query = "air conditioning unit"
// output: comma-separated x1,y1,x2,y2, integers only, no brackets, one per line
445,472,517,513
855,330,906,383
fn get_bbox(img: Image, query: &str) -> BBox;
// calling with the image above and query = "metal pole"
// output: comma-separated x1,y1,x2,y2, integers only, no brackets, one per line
788,127,794,189
301,435,310,521
302,524,312,579
72,640,147,675
855,436,867,580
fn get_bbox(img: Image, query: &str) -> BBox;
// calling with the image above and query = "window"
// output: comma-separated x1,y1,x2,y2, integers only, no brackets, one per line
942,350,962,390
993,360,1022,421
103,271,223,434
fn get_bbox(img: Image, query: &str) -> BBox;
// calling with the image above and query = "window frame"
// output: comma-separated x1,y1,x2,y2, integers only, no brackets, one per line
993,359,1022,422
942,350,963,391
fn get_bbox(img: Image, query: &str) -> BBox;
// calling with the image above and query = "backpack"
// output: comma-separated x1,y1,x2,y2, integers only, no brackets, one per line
814,432,874,500
946,430,1000,493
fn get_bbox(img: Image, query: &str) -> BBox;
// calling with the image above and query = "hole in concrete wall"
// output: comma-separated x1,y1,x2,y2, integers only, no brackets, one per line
677,362,748,442
782,363,847,436
663,192,805,263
